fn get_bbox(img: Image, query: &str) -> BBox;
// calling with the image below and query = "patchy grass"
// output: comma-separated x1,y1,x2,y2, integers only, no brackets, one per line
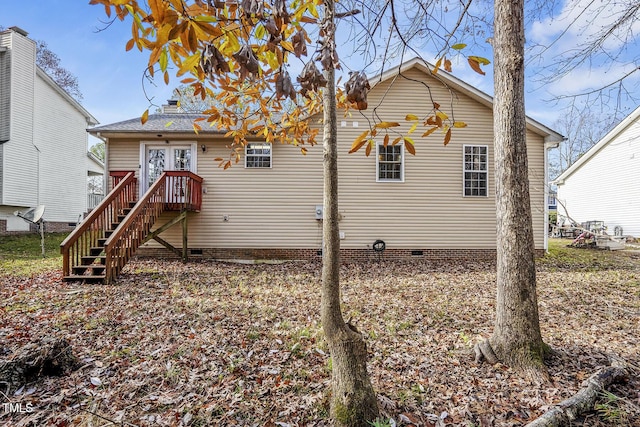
1,245,639,426
538,237,640,271
0,232,67,277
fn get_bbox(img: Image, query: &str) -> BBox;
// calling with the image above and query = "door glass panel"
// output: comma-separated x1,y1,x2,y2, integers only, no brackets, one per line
174,148,191,171
147,148,166,186
172,148,191,201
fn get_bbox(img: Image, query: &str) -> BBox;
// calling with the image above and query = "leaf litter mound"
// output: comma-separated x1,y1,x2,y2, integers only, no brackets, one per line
1,251,639,426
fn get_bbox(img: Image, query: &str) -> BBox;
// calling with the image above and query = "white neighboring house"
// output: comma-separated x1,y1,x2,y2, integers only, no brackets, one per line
87,151,105,210
0,26,99,233
554,106,640,237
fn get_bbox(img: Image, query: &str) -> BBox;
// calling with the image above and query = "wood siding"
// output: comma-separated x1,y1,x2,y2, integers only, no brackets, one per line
106,67,548,253
557,117,640,236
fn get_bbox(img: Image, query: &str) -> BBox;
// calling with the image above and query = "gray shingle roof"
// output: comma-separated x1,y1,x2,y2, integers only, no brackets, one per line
88,113,224,134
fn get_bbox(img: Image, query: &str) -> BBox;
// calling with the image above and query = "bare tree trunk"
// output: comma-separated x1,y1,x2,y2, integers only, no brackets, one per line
320,1,379,424
476,0,548,372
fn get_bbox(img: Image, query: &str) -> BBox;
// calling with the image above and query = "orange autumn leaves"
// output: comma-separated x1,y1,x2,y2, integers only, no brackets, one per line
348,103,468,156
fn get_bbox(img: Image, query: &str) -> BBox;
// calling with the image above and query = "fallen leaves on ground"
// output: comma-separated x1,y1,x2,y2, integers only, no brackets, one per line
1,250,639,426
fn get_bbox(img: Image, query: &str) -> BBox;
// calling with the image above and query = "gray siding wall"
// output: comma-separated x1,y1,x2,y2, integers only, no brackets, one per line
1,30,38,207
0,29,94,228
33,73,90,222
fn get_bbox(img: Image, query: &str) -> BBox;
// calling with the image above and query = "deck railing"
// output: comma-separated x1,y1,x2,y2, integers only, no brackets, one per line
60,172,137,277
87,193,105,210
103,171,203,283
165,171,203,212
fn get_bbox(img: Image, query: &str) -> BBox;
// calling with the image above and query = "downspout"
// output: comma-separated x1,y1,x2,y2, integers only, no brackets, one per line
31,88,39,208
32,143,40,206
31,42,40,209
544,137,561,252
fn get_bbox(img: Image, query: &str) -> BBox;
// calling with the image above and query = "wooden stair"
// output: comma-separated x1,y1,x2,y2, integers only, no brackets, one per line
63,203,134,283
60,171,139,284
61,170,203,284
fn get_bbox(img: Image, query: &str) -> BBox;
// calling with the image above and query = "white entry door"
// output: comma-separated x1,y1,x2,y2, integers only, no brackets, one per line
143,145,194,194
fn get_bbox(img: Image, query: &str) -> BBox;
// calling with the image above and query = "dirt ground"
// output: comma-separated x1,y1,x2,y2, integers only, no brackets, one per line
1,247,639,426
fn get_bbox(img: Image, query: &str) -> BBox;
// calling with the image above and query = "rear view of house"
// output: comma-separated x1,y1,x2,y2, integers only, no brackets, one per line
555,106,640,237
66,58,562,283
0,27,99,234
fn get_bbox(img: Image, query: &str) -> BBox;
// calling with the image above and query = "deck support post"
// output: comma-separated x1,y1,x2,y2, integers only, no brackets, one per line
182,209,188,262
141,210,189,260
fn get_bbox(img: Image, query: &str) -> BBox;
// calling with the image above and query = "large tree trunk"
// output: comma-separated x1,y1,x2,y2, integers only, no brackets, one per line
320,1,379,424
479,0,547,371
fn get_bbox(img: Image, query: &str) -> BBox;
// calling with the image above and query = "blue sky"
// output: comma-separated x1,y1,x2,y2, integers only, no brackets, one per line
2,0,176,127
2,0,638,141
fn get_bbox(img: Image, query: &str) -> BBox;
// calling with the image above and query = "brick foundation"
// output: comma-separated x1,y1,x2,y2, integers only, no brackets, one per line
42,221,77,233
0,220,76,236
132,247,543,263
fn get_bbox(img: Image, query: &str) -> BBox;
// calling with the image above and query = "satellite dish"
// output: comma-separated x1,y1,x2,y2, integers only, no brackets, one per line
14,206,47,257
14,205,46,224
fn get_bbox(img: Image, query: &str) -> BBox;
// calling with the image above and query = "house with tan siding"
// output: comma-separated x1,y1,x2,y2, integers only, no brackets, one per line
0,27,99,234
66,58,562,282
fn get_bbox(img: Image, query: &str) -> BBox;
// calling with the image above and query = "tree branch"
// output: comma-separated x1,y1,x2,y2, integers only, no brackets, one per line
525,358,628,427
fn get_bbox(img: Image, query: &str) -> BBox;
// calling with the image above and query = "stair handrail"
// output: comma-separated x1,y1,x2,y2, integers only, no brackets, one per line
60,171,137,277
103,173,169,283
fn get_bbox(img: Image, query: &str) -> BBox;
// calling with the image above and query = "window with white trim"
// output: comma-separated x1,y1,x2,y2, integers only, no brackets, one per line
463,145,488,196
245,142,272,168
377,144,403,181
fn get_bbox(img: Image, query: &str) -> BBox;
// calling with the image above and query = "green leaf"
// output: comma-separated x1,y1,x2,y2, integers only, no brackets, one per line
159,48,168,72
193,15,217,22
255,23,266,41
452,43,467,50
